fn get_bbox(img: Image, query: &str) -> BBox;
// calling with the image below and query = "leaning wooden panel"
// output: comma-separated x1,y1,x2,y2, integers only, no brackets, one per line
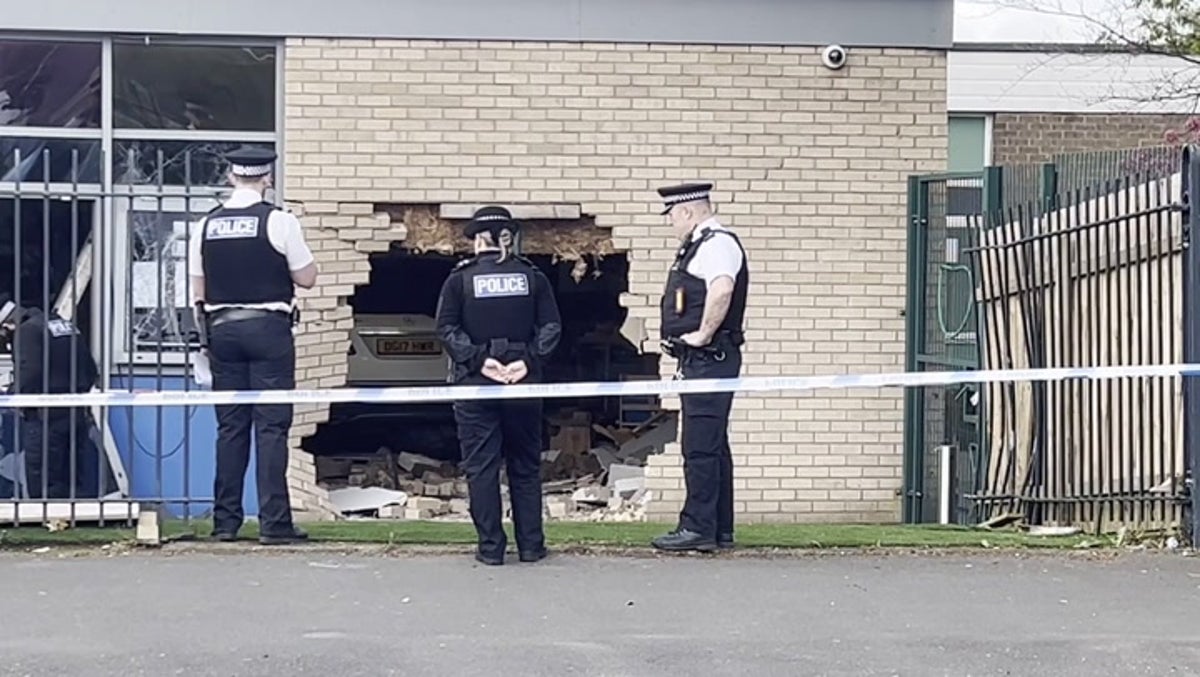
970,172,1186,529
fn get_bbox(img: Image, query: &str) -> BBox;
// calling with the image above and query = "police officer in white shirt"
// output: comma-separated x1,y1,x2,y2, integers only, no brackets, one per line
188,147,318,545
652,182,749,553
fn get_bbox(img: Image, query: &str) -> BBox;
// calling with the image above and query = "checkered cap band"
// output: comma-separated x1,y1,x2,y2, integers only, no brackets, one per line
232,163,272,177
664,190,710,205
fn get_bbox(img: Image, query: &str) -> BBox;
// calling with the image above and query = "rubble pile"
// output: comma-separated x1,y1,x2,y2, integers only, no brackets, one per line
319,410,678,523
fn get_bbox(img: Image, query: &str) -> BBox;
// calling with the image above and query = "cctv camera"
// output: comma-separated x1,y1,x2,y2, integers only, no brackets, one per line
821,44,848,70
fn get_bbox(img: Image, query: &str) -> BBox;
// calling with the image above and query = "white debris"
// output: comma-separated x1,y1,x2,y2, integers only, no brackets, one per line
1028,525,1082,537
605,464,643,488
328,487,408,516
572,486,611,506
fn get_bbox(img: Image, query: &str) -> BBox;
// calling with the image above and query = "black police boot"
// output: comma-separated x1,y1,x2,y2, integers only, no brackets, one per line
212,530,238,543
519,547,548,563
651,529,718,553
475,550,504,566
212,520,240,542
718,533,735,550
259,526,309,546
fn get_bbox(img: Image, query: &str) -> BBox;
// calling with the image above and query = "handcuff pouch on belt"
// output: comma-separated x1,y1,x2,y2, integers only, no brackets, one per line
660,333,733,377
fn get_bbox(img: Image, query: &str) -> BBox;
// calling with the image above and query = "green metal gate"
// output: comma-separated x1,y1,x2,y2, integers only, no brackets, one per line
903,172,987,524
905,146,1196,532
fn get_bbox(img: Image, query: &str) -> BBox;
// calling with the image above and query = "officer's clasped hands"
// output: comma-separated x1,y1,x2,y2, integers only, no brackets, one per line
481,357,529,384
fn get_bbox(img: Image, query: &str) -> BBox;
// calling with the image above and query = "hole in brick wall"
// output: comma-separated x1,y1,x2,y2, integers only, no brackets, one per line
300,225,671,522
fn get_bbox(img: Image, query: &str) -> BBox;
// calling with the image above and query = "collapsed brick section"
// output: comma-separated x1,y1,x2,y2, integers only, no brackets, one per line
281,39,948,523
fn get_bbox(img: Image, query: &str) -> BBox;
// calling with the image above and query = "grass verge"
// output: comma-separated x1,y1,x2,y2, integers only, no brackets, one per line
0,519,1110,550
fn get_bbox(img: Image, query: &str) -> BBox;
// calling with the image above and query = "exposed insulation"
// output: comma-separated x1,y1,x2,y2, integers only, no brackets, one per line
378,204,616,281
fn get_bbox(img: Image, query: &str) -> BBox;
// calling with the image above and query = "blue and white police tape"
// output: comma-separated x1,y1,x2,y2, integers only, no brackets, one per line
1,363,1199,409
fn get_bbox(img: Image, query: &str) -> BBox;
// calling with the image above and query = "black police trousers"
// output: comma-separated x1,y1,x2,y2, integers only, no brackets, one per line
22,408,96,499
207,311,296,537
677,346,742,541
453,397,544,559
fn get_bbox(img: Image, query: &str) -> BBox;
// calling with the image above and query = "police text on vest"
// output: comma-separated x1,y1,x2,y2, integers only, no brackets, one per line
206,217,260,240
47,319,78,338
473,273,530,298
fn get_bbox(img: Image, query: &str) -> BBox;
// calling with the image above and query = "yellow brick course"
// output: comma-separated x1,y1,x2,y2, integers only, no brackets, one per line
281,39,946,523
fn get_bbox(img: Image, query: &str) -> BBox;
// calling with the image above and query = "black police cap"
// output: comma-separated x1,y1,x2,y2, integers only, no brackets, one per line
657,182,713,215
226,146,277,178
464,205,521,239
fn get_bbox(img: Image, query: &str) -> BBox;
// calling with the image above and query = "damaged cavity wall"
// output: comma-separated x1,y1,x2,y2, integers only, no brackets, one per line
282,39,948,523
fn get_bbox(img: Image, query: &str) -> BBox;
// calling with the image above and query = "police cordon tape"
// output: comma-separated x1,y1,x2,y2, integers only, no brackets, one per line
1,363,1199,409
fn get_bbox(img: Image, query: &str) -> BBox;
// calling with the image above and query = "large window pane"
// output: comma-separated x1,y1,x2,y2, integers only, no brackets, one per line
114,140,275,186
127,208,200,354
948,116,988,173
113,43,276,131
1,138,102,184
0,40,102,128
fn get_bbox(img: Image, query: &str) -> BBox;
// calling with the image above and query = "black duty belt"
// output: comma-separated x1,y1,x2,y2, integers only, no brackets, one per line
208,307,290,328
662,329,742,354
487,338,528,360
661,334,742,363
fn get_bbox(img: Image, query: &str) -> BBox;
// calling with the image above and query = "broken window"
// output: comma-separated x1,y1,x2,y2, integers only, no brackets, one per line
111,197,217,363
112,43,276,132
0,39,101,128
105,39,281,364
0,198,96,351
1,138,102,184
127,210,195,355
114,140,275,186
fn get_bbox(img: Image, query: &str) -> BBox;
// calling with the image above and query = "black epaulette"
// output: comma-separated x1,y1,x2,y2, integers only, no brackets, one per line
511,254,536,268
454,256,479,271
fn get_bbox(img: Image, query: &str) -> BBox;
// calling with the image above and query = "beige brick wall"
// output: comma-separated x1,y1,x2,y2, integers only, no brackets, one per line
281,38,948,523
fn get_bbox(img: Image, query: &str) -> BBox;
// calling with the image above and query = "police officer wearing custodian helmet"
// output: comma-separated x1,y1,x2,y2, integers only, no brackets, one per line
435,206,562,565
653,182,749,553
189,147,318,545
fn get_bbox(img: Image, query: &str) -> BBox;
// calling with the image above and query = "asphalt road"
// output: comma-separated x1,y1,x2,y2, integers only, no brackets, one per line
2,548,1198,676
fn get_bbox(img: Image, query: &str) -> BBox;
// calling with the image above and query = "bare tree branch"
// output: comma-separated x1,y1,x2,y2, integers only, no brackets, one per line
969,0,1200,117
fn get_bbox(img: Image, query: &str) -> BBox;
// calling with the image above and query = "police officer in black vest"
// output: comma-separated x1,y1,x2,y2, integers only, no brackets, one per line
188,147,318,545
0,293,99,498
651,183,749,553
435,206,562,565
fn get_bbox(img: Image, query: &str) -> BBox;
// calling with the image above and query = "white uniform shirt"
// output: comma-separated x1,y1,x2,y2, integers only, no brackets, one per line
685,216,744,285
188,188,315,313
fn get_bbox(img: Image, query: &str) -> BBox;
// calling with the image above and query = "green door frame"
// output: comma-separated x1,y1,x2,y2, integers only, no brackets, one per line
902,164,1059,524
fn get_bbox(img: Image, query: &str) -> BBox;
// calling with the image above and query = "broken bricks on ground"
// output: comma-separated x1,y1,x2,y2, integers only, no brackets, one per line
322,410,677,522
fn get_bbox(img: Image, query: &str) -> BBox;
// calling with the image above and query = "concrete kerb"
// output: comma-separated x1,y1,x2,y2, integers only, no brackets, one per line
3,539,1189,562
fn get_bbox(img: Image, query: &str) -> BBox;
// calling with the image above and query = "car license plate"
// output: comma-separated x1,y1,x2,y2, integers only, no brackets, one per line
376,338,440,356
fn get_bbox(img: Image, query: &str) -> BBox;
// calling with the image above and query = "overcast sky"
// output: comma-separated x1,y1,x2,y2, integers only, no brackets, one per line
955,0,1129,43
